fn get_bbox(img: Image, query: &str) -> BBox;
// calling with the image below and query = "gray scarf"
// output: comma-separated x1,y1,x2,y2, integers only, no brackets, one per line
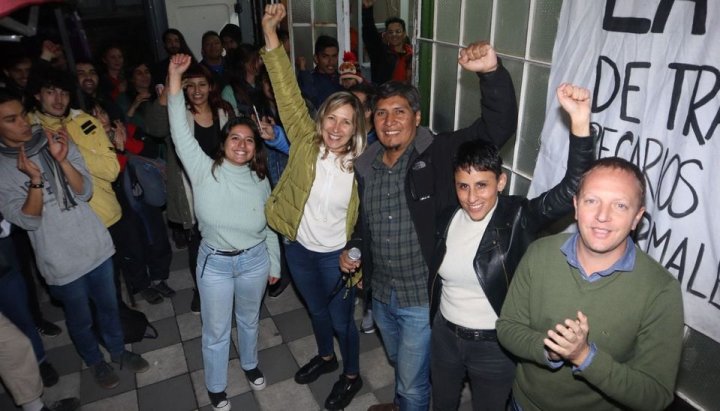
0,125,78,211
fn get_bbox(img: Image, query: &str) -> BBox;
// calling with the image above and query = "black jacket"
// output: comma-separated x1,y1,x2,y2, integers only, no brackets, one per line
348,65,517,291
428,134,596,323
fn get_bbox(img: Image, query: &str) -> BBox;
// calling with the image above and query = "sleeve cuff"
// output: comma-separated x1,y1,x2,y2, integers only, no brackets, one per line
573,342,597,373
545,350,564,370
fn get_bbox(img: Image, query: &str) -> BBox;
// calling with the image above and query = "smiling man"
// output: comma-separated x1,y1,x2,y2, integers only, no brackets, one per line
496,156,684,411
362,0,413,84
341,41,516,411
297,35,344,110
428,83,595,411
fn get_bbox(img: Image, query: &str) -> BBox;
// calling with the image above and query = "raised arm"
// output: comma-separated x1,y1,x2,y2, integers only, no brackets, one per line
261,4,316,145
524,83,595,228
361,0,384,64
440,41,517,151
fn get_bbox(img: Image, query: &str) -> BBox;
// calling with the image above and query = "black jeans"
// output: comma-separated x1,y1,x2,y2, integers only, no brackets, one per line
431,314,515,411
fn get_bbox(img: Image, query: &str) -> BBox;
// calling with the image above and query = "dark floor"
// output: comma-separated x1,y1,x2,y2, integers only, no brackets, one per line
0,246,475,411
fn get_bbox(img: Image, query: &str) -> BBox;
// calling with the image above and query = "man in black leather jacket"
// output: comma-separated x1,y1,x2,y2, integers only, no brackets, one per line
427,83,595,411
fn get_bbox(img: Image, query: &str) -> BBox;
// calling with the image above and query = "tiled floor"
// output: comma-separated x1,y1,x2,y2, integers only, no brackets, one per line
0,246,474,411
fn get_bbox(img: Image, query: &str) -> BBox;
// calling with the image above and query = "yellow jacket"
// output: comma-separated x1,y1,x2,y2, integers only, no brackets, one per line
30,110,121,227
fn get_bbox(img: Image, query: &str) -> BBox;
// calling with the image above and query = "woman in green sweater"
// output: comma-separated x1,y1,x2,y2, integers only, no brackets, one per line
167,54,281,411
260,4,367,410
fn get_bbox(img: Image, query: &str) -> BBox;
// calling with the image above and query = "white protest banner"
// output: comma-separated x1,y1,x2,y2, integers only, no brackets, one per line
529,0,719,342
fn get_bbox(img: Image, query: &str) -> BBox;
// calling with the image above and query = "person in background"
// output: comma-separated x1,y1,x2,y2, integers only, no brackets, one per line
98,44,127,101
428,84,595,411
2,53,32,100
223,43,265,117
0,89,150,390
338,51,365,90
340,41,517,411
153,28,196,87
348,82,377,146
297,35,343,110
0,313,79,411
220,23,243,52
262,4,366,409
496,156,684,411
361,0,413,84
167,53,280,411
200,31,228,89
0,213,61,388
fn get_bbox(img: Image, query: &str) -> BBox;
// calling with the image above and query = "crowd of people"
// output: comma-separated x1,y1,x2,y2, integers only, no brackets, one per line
0,3,684,411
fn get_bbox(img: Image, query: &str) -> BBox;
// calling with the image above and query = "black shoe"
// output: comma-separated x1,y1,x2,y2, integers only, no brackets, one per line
112,350,150,373
39,361,59,387
37,320,62,337
172,229,188,249
190,289,201,314
325,374,363,410
93,361,119,389
208,390,230,411
294,355,338,384
151,280,176,297
268,277,290,298
139,287,163,304
43,397,80,411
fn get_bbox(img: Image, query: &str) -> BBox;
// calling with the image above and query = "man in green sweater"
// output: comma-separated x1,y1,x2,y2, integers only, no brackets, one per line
497,157,684,411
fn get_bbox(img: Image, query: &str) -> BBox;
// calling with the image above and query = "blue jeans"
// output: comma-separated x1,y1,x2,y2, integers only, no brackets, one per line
285,240,359,375
0,237,46,364
197,240,270,393
48,258,124,366
431,314,515,411
373,290,431,411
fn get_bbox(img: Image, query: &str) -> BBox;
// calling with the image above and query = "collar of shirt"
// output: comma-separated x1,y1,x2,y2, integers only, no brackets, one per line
371,139,415,171
560,232,636,282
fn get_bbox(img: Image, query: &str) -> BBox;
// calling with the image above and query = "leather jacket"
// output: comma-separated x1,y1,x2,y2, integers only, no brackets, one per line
428,134,595,323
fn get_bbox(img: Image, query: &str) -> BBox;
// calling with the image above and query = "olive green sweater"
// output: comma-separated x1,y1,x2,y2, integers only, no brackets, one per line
497,233,684,411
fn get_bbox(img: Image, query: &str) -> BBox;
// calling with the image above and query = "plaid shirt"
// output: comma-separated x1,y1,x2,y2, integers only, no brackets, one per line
365,145,429,307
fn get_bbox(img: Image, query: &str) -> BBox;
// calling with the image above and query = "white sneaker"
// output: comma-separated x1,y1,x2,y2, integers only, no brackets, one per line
244,367,267,391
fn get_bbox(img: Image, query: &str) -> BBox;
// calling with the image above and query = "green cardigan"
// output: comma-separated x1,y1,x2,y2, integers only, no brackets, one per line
497,233,684,411
260,46,360,243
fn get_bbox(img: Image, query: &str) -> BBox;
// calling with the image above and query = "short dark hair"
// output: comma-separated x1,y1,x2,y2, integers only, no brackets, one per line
219,24,242,43
385,17,406,32
27,66,76,95
0,87,23,105
202,31,220,46
375,81,420,113
349,82,377,112
453,140,503,177
2,53,31,71
314,35,339,56
577,157,646,206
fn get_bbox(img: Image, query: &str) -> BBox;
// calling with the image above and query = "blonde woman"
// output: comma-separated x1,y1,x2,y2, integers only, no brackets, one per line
261,4,366,410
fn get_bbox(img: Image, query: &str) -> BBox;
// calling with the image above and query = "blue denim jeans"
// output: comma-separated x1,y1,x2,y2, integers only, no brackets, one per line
0,237,46,364
197,240,270,393
48,258,124,366
373,290,431,411
431,314,515,411
285,240,359,375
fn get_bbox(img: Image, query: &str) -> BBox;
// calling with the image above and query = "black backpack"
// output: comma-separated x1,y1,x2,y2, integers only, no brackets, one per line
118,301,158,343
